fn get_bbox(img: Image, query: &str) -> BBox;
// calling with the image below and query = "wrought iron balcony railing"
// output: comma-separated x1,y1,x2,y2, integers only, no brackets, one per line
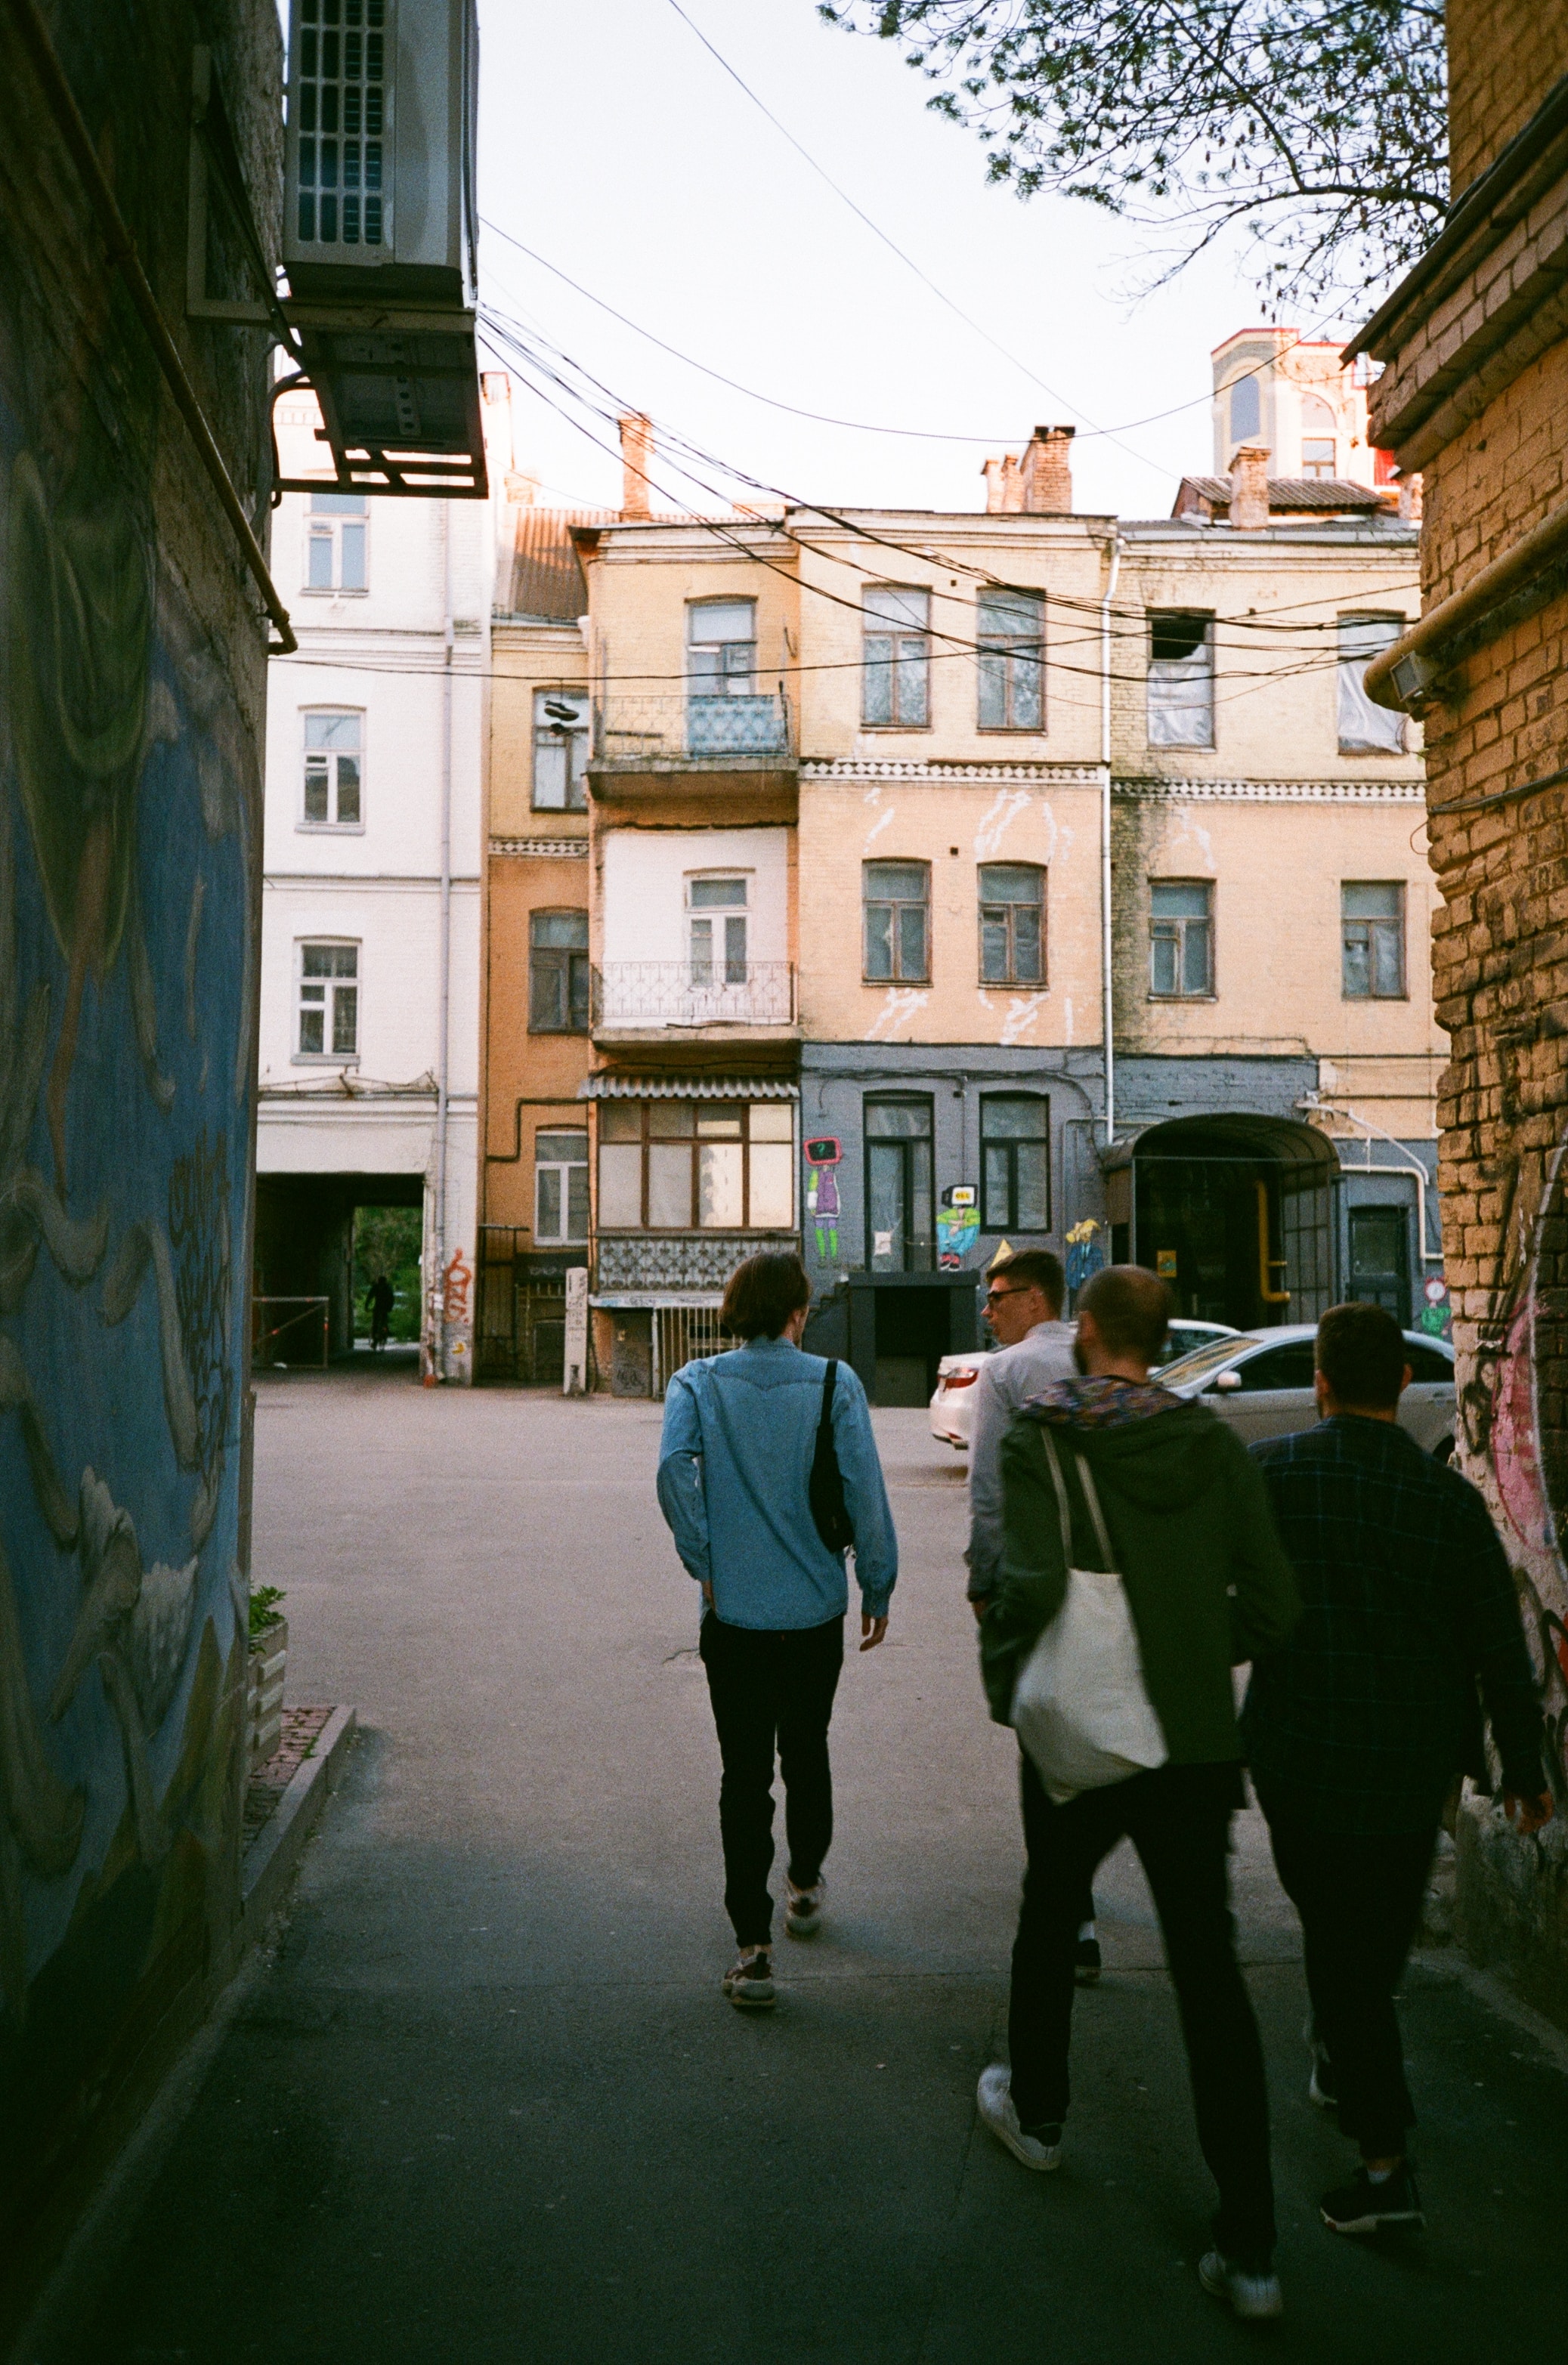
592,689,794,766
592,960,797,1030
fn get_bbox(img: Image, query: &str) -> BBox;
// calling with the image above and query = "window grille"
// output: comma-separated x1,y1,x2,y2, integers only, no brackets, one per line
291,0,388,253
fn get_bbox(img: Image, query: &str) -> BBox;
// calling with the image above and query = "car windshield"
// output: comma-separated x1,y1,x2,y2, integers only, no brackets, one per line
1157,1332,1266,1387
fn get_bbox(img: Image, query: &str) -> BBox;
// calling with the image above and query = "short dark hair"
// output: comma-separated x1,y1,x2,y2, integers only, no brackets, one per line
1078,1264,1172,1365
991,1247,1065,1312
1316,1301,1408,1409
720,1250,811,1340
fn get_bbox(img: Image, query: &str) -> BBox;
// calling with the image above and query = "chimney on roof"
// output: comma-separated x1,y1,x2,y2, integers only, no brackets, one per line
1229,443,1271,530
982,454,1025,513
619,413,654,520
1022,424,1075,513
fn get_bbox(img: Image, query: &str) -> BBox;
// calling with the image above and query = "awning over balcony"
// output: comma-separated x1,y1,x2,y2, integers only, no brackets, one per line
578,1076,799,1100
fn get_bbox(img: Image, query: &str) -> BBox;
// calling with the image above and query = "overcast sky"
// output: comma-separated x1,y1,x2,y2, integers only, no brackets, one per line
474,0,1306,523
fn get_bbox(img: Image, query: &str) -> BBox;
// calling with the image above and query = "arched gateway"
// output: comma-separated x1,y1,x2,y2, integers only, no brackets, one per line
1109,1114,1341,1332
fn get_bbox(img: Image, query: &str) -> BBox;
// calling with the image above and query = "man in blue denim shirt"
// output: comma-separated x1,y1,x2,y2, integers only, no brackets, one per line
658,1251,898,2008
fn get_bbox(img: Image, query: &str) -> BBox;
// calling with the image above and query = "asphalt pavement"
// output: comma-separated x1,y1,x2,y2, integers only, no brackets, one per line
49,1368,1568,2362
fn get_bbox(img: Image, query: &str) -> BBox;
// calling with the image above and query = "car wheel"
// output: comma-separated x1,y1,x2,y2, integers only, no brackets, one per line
1433,1435,1455,1465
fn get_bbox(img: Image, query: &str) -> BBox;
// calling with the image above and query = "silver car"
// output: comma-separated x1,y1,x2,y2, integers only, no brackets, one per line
1158,1323,1456,1456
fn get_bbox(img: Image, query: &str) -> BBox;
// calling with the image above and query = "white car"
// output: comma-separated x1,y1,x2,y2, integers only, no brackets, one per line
929,1318,1241,1451
1158,1323,1456,1455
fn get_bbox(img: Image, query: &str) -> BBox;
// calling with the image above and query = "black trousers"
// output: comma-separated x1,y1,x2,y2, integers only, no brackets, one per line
1263,1804,1437,2158
699,1612,845,1946
1010,1753,1276,2262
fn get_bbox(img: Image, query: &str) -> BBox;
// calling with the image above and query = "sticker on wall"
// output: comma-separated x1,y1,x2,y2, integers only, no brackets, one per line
1155,1248,1178,1279
937,1184,980,1270
1418,1274,1452,1340
804,1136,843,1263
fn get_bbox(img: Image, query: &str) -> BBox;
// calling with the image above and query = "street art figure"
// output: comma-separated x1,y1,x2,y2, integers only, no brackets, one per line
804,1136,842,1264
1417,1274,1453,1340
937,1184,979,1270
1065,1217,1106,1296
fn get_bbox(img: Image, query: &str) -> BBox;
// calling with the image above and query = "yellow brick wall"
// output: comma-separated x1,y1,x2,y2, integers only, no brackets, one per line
1448,0,1568,191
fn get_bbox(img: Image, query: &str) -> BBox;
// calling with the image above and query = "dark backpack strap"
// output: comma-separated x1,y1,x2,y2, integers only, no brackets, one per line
817,1356,838,1448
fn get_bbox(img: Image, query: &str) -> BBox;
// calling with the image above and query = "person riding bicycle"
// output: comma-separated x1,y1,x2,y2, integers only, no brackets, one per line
367,1272,394,1352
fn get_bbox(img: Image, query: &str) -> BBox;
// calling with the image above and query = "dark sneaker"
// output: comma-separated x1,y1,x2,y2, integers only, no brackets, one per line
1198,2251,1285,2320
1074,1936,1102,1986
976,2064,1062,2171
1320,2163,1424,2236
785,1879,824,1939
722,1949,776,2009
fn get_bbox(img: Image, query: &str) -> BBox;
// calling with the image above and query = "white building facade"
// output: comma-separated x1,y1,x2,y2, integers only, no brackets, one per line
256,393,490,1379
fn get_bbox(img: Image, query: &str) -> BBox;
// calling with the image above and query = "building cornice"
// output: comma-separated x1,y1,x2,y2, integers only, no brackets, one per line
800,759,1102,785
489,836,588,858
1114,775,1425,803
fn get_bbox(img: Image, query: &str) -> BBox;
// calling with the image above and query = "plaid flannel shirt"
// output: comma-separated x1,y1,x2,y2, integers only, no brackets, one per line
1242,1415,1545,1835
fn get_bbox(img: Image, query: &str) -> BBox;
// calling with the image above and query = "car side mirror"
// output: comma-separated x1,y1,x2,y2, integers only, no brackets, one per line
1214,1370,1242,1393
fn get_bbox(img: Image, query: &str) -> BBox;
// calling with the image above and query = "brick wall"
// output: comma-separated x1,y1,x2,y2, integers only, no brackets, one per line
1448,0,1568,191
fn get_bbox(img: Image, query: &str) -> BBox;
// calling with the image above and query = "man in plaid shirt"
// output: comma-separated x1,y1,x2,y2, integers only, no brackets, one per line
1245,1300,1552,2241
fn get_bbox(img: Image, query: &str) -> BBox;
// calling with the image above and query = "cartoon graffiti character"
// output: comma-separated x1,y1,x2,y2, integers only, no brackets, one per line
804,1136,842,1263
1417,1273,1452,1340
1065,1217,1105,1295
936,1184,979,1270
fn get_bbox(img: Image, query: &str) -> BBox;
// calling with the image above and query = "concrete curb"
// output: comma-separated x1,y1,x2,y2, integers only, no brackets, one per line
242,1703,358,1928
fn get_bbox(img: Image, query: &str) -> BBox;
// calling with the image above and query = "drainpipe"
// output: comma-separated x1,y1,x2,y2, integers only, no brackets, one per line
1099,533,1123,1147
431,503,455,1380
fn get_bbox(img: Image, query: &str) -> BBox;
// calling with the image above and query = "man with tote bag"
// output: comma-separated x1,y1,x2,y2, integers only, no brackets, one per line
976,1266,1300,2321
966,1247,1103,1982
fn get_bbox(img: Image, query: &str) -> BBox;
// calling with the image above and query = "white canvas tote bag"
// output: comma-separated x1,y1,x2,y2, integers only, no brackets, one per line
1010,1432,1168,1805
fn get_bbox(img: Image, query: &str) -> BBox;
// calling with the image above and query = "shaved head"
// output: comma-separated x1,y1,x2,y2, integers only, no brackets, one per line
1078,1265,1173,1366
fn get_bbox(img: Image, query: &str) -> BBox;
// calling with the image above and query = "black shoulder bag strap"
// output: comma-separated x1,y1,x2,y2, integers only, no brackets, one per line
809,1358,855,1553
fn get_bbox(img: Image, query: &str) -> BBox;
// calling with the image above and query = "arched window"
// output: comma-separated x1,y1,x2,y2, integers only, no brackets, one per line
1229,373,1261,445
1300,394,1338,478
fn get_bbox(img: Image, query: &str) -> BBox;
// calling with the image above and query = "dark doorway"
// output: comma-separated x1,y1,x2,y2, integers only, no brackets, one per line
1131,1117,1338,1331
1347,1205,1412,1325
254,1173,425,1362
874,1285,954,1405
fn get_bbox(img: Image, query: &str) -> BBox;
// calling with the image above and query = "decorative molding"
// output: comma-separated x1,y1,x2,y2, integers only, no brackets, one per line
595,1232,791,1293
489,836,589,858
800,759,1103,785
1115,775,1426,804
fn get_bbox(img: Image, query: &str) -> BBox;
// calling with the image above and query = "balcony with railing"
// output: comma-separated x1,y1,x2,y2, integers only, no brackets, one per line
589,690,796,805
591,960,799,1047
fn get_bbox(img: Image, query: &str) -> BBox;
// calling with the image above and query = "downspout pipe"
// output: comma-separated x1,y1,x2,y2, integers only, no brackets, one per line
431,504,455,1381
1099,533,1123,1148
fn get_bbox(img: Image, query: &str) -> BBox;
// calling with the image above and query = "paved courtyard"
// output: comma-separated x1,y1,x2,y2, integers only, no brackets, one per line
58,1369,1568,2361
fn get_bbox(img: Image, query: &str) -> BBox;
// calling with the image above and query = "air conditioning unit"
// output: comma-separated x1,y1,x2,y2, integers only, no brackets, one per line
277,0,486,496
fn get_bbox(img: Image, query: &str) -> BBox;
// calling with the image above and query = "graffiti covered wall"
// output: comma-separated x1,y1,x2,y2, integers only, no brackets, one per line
0,0,280,2314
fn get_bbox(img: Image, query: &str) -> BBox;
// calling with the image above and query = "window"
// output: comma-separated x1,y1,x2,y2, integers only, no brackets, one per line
298,942,357,1057
979,863,1044,985
302,711,362,827
688,876,747,985
865,1097,934,1272
534,1130,589,1246
1149,881,1214,998
863,861,930,982
687,600,756,694
862,587,929,727
533,691,589,811
306,490,367,592
595,1099,794,1231
1338,616,1406,753
1232,1340,1317,1392
529,910,589,1033
981,1096,1050,1232
292,0,388,249
1341,883,1406,999
1229,373,1261,445
1300,394,1338,478
977,589,1044,730
1146,612,1214,747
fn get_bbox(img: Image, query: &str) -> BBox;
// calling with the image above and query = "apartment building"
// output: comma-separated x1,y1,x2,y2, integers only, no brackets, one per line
482,342,1442,1399
477,470,606,1382
255,388,493,1377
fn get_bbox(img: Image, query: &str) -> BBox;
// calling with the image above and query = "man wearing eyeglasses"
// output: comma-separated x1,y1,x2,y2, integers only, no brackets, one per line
966,1248,1100,1982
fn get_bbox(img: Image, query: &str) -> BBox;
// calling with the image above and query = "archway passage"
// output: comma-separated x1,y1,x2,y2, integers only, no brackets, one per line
253,1172,425,1365
1130,1115,1338,1331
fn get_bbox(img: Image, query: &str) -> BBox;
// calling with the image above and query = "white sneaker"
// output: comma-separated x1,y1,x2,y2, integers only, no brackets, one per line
1198,2251,1284,2320
722,1949,775,2009
976,2064,1062,2171
785,1878,824,1939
